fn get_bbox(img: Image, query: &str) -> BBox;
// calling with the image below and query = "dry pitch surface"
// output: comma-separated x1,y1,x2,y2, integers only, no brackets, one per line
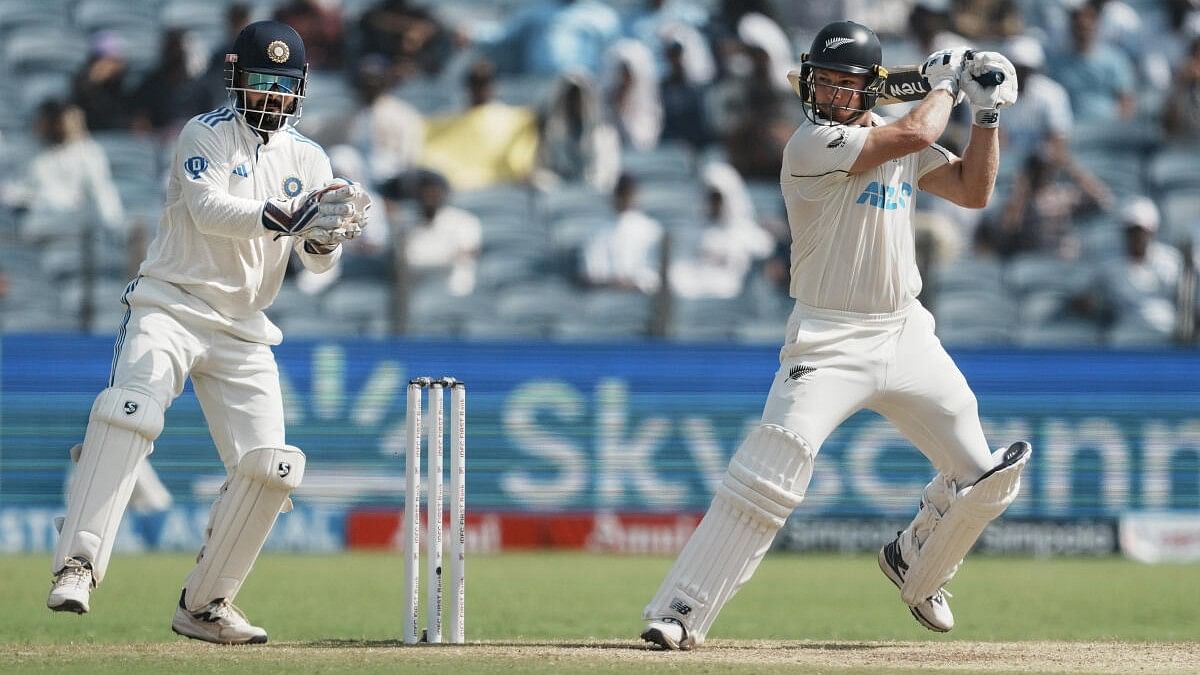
5,640,1198,675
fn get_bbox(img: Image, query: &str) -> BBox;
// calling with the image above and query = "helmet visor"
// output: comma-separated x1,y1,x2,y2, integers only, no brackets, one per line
243,72,303,94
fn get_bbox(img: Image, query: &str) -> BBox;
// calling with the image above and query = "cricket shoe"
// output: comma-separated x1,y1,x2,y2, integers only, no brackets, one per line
171,590,268,645
641,617,695,650
878,538,954,632
47,556,94,614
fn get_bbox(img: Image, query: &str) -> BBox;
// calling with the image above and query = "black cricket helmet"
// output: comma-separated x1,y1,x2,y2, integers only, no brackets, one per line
224,20,308,133
788,20,887,125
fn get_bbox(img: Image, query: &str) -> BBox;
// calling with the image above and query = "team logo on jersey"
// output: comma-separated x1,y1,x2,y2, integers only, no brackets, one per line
824,37,856,50
267,40,290,64
184,156,208,180
232,163,250,178
282,176,303,197
826,128,847,149
856,180,913,210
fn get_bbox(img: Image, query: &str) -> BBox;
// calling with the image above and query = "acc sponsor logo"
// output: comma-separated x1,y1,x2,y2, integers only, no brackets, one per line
824,37,856,50
277,461,291,478
184,156,208,180
856,180,913,210
283,176,303,197
123,401,139,415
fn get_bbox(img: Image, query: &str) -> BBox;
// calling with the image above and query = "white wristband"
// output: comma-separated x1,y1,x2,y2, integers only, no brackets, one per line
973,107,999,128
930,78,959,98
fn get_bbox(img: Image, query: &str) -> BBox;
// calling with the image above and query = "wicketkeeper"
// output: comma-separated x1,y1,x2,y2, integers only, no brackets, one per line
641,20,1030,649
46,20,370,644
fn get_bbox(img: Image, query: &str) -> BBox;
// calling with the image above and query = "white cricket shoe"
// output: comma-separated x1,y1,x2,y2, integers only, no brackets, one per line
47,556,94,614
171,591,268,645
641,617,695,650
879,538,954,632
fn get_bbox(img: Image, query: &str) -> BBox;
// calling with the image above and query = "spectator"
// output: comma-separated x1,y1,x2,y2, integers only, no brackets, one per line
203,3,253,107
909,0,971,56
580,173,664,293
534,72,621,192
420,60,540,191
402,169,482,297
133,29,213,137
669,161,772,299
951,0,1024,40
998,35,1074,169
357,0,458,81
1074,197,1191,346
273,0,345,70
71,32,138,131
702,0,782,80
659,38,713,150
1163,37,1200,140
19,100,124,248
624,0,712,78
986,152,1112,259
338,55,425,187
483,0,623,77
602,39,663,150
1046,2,1136,123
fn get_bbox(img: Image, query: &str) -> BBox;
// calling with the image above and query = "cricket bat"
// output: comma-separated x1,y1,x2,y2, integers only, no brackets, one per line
876,64,1004,106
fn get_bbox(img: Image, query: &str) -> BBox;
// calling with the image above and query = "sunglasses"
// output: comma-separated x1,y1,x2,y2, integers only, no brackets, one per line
242,72,302,94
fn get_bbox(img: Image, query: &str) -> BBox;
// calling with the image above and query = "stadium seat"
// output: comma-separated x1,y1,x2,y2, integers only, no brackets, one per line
1005,253,1091,297
1159,189,1200,246
932,257,1006,296
621,141,697,182
4,28,89,77
1015,319,1103,347
1148,145,1200,193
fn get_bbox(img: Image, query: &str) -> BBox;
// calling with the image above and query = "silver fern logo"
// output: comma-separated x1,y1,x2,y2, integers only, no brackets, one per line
824,37,856,50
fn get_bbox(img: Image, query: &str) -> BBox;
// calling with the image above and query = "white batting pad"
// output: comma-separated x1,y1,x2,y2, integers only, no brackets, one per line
184,446,305,610
643,425,814,644
54,388,164,583
900,442,1031,605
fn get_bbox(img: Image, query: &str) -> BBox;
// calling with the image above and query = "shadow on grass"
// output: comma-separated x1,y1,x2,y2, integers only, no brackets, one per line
296,639,891,652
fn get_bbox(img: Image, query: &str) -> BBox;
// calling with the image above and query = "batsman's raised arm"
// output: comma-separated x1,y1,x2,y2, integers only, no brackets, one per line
918,51,1019,209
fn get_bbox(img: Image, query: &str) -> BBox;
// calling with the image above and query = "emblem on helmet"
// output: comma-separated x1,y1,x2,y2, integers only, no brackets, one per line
267,40,290,63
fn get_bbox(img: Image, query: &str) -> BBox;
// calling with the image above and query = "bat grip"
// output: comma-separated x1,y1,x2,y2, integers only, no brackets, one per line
973,70,1004,88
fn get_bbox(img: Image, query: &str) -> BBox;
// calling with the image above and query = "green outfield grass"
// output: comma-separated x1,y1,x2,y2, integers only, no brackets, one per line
2,552,1197,674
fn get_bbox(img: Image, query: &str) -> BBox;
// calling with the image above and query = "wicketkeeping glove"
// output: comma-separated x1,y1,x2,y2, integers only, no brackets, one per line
920,47,970,103
961,51,1019,128
261,178,370,242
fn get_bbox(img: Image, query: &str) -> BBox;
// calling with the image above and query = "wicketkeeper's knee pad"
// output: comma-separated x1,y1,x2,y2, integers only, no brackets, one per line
184,446,305,610
719,424,816,529
53,388,165,583
899,442,1031,605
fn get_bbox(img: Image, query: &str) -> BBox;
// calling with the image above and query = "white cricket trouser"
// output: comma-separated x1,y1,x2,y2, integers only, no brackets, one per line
112,277,286,471
762,300,992,484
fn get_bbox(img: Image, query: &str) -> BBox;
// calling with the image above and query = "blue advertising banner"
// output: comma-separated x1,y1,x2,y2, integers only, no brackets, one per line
2,334,1199,527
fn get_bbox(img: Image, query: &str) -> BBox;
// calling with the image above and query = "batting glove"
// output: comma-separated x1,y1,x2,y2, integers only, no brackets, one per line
962,51,1019,128
920,47,970,103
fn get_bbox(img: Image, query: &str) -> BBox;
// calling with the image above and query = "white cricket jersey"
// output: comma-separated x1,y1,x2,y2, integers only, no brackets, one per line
780,113,954,314
139,106,340,322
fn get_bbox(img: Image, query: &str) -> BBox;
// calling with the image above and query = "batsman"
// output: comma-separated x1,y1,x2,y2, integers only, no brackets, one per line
45,21,370,643
641,20,1030,649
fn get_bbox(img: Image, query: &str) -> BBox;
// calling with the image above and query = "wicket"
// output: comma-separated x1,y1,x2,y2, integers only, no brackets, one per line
404,376,466,644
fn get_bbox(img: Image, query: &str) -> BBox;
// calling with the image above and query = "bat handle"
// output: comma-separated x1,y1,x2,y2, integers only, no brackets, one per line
973,70,1004,88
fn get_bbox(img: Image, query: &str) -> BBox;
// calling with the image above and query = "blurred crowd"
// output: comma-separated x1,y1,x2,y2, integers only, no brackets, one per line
1,0,1199,346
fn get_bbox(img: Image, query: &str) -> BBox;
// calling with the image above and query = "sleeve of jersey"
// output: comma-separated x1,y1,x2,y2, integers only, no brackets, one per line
176,122,269,239
916,142,957,182
781,123,869,201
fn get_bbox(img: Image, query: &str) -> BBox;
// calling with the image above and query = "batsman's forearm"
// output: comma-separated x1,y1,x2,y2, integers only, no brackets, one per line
960,125,999,207
897,90,955,146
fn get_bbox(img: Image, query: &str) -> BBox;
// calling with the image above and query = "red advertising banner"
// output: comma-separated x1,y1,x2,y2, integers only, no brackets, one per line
346,510,703,554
